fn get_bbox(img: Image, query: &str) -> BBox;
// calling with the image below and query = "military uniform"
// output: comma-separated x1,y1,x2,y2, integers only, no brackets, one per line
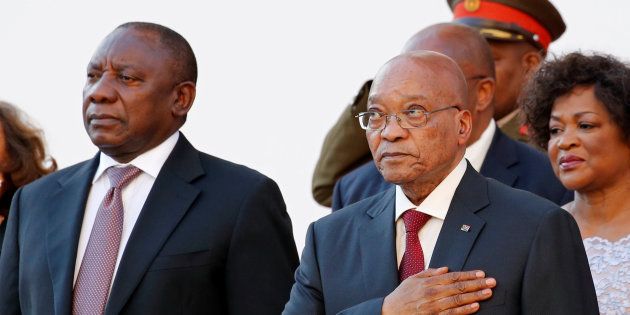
450,0,566,143
312,80,371,207
497,108,528,143
311,0,566,206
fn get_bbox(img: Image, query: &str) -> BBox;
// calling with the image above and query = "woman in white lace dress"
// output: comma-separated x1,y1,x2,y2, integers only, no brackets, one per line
521,52,630,314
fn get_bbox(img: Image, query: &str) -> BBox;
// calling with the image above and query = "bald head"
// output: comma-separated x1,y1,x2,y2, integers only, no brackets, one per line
367,51,472,194
403,23,494,86
400,23,496,145
372,51,468,107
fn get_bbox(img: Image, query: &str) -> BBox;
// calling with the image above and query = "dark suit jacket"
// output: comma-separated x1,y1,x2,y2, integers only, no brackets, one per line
0,220,5,256
285,165,598,314
332,127,572,210
0,134,299,315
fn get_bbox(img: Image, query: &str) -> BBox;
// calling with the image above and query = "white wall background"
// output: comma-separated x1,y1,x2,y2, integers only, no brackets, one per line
0,0,627,253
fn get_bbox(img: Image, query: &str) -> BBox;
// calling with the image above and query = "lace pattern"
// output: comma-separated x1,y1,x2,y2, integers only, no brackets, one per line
583,234,630,315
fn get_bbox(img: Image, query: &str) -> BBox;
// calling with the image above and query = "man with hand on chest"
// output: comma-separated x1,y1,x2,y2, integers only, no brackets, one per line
283,51,597,314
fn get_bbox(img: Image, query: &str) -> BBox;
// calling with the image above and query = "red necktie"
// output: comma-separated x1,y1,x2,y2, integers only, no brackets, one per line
72,165,142,315
399,209,431,282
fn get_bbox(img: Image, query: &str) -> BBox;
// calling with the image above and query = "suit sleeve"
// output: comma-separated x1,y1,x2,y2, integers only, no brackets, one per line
311,81,373,207
283,223,384,315
283,223,325,315
225,176,299,315
521,208,599,314
337,299,385,315
0,188,23,315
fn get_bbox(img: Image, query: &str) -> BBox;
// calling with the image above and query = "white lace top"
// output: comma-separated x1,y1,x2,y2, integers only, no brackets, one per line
583,235,630,314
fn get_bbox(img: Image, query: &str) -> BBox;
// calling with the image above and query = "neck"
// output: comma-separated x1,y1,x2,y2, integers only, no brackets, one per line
466,116,492,146
400,155,462,205
568,175,630,241
401,180,441,206
573,182,630,223
102,129,179,164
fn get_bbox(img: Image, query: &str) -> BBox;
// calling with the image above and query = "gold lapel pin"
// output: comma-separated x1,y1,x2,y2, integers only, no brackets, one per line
460,224,471,232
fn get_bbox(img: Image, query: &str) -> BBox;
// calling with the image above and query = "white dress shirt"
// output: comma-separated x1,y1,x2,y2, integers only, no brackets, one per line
395,158,467,268
73,132,179,289
464,119,496,171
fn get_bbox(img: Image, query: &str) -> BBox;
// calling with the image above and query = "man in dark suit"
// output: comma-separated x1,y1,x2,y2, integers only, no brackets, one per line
284,51,598,314
0,22,299,315
311,0,566,207
331,23,571,211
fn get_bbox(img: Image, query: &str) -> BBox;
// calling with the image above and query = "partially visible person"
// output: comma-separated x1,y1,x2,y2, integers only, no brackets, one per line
284,50,598,315
522,52,630,314
0,22,298,315
332,23,571,211
311,0,566,207
449,0,566,142
311,81,372,206
0,101,57,251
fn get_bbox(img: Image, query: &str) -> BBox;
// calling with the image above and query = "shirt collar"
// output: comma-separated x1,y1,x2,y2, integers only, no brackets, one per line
395,157,467,221
464,119,496,171
92,132,180,184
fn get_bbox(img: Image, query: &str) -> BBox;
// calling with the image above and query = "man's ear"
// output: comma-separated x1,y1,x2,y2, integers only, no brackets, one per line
172,81,196,118
456,109,473,146
475,77,495,113
522,51,543,76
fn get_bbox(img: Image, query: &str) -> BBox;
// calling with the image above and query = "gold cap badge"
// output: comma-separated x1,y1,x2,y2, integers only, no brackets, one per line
464,0,481,12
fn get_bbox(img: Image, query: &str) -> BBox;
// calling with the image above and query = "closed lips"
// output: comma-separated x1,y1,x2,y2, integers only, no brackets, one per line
558,155,584,169
88,114,119,123
381,152,408,159
89,114,116,120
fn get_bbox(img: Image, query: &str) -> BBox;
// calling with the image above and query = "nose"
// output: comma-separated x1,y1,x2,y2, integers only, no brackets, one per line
84,74,117,104
379,114,407,142
555,127,579,150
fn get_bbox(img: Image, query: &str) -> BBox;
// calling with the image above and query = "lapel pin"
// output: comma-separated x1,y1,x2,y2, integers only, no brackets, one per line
460,224,471,232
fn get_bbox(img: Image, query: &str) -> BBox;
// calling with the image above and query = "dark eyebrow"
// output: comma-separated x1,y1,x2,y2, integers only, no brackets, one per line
574,111,600,117
87,60,141,72
113,63,141,72
550,111,600,121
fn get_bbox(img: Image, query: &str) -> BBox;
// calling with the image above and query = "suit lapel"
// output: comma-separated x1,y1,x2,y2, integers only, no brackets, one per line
429,165,489,271
480,127,518,187
105,135,204,315
358,187,399,297
47,156,99,315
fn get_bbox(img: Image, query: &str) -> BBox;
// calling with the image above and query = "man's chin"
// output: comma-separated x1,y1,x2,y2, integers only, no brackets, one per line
89,134,124,154
380,170,412,185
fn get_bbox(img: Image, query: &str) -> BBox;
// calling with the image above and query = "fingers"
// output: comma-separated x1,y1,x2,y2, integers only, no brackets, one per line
422,269,486,287
438,302,480,315
413,267,449,279
415,278,494,304
403,269,497,314
438,287,493,309
445,277,496,296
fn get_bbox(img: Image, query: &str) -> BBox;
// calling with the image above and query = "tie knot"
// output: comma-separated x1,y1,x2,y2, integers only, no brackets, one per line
107,165,142,189
401,209,431,234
